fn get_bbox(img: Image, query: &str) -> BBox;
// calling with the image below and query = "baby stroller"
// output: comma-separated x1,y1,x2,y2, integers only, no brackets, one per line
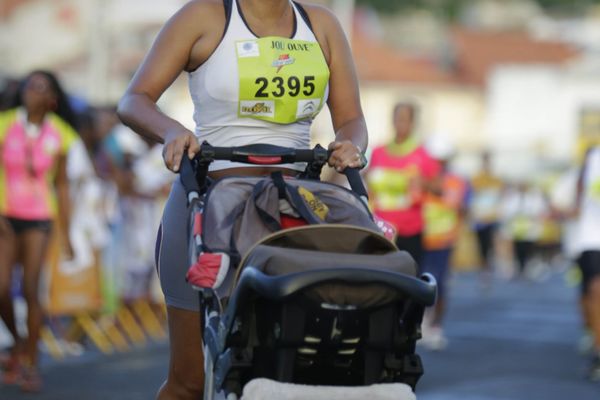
179,143,437,400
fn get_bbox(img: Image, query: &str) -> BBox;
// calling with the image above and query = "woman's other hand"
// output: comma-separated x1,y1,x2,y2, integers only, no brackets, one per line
162,130,200,172
327,140,365,172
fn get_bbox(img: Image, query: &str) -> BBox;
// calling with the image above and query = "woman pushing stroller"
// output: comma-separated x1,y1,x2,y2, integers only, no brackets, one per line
117,1,367,398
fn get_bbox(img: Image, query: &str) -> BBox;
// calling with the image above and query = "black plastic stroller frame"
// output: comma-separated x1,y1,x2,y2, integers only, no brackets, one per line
179,143,437,400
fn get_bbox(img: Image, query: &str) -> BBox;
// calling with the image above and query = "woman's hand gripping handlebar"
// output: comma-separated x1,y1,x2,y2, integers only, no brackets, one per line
178,142,368,202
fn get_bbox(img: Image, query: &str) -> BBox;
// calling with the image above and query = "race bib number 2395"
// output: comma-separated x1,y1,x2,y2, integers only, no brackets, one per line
236,37,330,124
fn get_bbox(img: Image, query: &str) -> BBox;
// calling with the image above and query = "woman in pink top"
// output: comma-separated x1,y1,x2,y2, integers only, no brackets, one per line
366,102,441,267
0,70,76,392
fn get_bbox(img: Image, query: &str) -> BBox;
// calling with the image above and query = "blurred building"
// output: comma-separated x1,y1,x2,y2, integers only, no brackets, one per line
323,13,579,180
0,0,188,109
454,28,579,179
3,0,600,179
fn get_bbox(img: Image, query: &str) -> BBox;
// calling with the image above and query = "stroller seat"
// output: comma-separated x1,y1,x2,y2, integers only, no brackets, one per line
203,225,436,397
235,224,425,308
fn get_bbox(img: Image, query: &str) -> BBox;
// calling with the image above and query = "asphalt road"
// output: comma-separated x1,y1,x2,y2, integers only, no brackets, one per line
1,269,598,399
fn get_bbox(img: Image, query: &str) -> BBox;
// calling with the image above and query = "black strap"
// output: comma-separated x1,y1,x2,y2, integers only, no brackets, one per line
293,1,313,32
271,173,321,225
224,0,232,16
180,156,201,197
270,171,288,200
344,168,369,199
222,0,233,40
250,175,328,240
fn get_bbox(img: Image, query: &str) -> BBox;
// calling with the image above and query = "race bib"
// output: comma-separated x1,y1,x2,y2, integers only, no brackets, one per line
424,202,458,237
236,37,329,124
368,168,417,211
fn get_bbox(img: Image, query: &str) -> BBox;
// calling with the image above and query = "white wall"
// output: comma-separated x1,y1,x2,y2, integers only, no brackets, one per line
484,63,600,180
0,0,187,103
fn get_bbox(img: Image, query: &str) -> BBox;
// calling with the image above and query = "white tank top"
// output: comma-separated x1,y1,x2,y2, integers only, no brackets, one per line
188,0,329,171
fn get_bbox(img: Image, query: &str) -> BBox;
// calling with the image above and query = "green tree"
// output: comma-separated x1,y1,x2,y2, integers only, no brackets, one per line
356,0,600,17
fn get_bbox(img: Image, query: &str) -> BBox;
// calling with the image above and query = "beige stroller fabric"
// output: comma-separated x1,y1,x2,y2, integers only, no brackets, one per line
241,378,416,400
238,225,417,307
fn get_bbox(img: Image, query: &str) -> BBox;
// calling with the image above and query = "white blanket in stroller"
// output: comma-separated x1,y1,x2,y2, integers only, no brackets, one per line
240,378,416,400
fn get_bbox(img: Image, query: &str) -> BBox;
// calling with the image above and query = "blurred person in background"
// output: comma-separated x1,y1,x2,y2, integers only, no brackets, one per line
117,0,368,398
111,125,173,305
530,178,564,280
470,151,504,286
62,108,111,292
366,102,441,266
569,145,600,381
0,70,77,392
90,107,133,314
500,180,550,279
420,135,469,351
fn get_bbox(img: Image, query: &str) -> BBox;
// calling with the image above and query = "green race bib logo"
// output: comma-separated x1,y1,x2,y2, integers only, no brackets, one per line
236,37,329,124
424,202,458,236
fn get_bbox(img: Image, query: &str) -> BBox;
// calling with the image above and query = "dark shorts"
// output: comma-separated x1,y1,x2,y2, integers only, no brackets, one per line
577,251,600,295
475,223,497,262
3,217,52,235
422,248,452,298
395,233,424,270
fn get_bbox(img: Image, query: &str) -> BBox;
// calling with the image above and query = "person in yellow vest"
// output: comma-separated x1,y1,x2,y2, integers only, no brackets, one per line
470,151,504,284
420,135,469,351
500,181,550,278
117,1,368,398
366,103,442,266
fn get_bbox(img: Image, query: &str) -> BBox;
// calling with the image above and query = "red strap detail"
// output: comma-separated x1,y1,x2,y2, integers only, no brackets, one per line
280,215,307,229
193,212,203,236
247,156,282,165
186,253,223,288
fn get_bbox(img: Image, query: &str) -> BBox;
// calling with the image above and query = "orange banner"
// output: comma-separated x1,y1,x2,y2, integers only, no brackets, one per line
45,231,102,316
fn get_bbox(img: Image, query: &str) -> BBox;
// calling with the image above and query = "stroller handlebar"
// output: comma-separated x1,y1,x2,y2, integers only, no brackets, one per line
195,143,327,165
181,142,368,200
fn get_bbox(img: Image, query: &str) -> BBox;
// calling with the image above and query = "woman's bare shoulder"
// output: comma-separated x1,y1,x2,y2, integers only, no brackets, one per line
295,1,339,27
295,2,346,60
173,0,226,25
168,0,228,70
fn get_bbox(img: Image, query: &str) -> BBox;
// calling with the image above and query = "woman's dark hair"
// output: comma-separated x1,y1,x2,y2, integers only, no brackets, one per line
10,70,78,130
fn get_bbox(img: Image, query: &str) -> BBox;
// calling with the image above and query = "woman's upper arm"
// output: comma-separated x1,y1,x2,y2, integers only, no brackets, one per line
124,0,220,102
309,7,364,132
